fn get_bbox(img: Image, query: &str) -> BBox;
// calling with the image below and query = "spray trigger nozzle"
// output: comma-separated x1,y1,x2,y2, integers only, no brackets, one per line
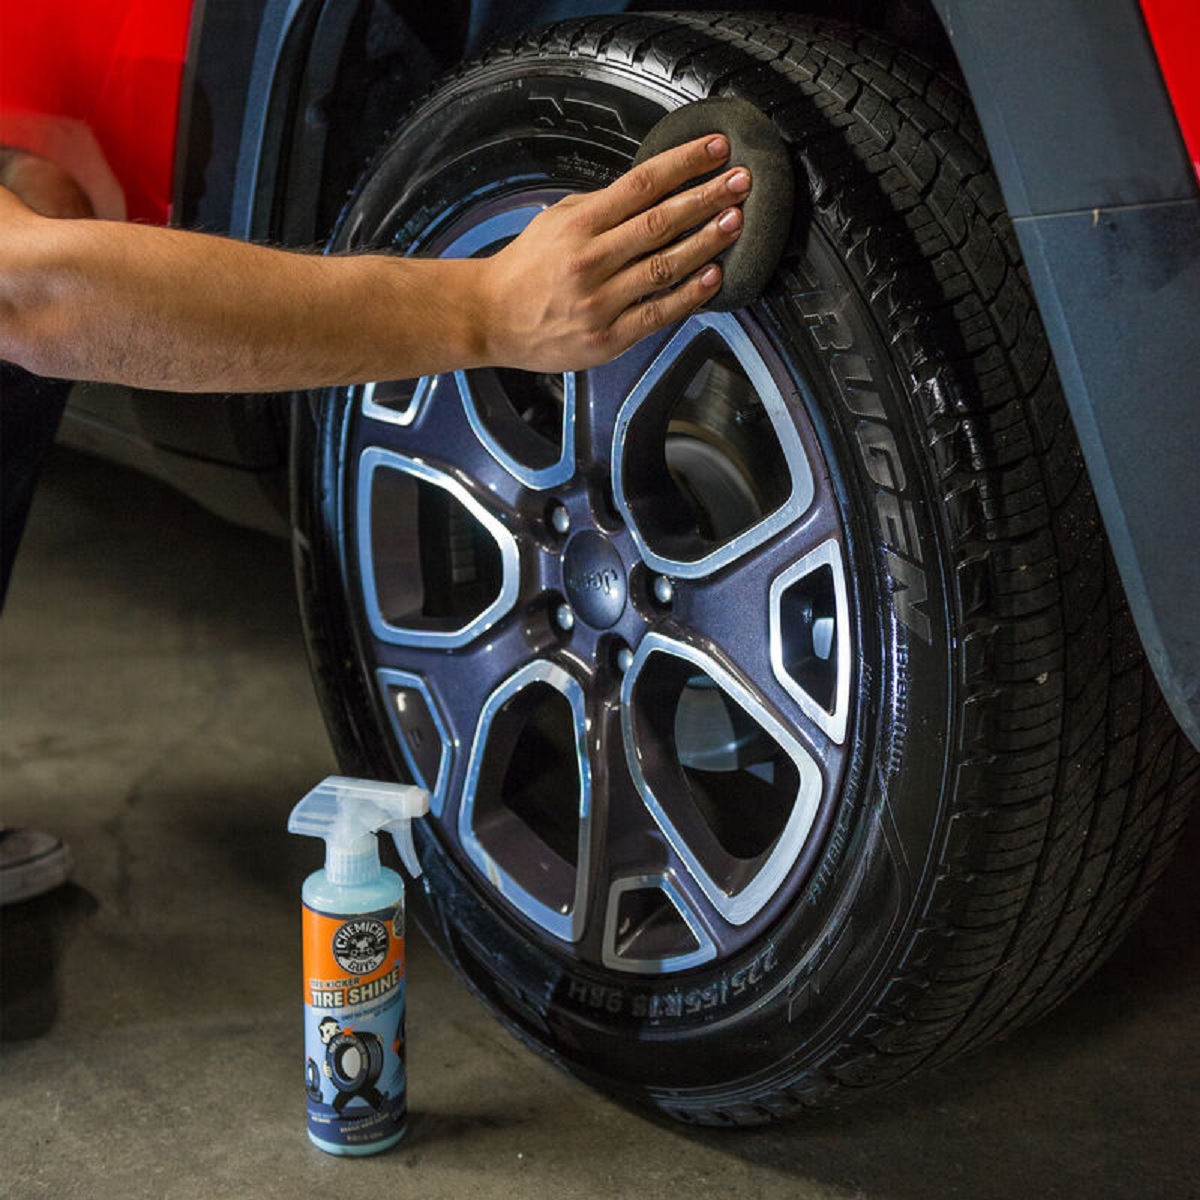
288,775,430,885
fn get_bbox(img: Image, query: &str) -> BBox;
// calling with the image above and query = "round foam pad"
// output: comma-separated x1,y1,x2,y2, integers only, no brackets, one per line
633,97,794,312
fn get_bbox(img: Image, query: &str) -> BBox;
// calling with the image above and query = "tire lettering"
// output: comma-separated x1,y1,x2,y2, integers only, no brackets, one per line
563,945,779,1020
530,89,629,137
799,293,854,352
875,491,914,560
855,420,906,492
796,271,933,644
566,979,625,1013
831,352,886,420
885,550,932,643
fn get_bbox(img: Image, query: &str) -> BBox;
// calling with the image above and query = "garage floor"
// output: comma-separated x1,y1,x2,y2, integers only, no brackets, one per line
2,448,1197,1200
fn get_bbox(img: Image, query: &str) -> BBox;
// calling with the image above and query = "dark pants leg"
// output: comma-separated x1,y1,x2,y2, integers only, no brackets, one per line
0,364,71,609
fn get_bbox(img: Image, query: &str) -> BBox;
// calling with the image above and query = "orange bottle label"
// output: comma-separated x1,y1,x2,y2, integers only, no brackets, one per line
302,906,405,1009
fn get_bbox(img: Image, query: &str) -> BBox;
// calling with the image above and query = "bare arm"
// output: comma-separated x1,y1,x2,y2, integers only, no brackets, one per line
0,135,747,392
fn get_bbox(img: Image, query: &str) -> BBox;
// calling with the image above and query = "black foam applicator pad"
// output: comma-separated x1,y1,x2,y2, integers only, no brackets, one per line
633,97,794,311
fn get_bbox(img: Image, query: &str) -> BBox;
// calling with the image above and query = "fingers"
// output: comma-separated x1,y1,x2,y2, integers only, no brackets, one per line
485,134,754,373
588,164,751,281
598,198,745,354
602,198,744,313
606,261,725,354
0,150,92,219
589,133,732,229
585,154,750,359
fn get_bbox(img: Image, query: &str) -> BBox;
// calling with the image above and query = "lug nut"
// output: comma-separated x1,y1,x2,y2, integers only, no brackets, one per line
616,646,634,674
554,603,575,632
652,575,675,606
550,504,571,535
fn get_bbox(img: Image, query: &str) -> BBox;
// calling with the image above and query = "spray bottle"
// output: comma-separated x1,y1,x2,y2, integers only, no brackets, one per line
288,775,429,1156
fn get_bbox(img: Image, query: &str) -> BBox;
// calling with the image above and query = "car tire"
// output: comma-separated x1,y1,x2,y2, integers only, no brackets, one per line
291,12,1197,1124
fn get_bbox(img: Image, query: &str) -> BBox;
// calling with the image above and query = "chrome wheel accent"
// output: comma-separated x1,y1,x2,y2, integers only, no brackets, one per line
375,668,453,818
769,539,852,745
458,660,593,943
602,873,718,974
620,632,823,928
612,312,815,580
355,446,520,649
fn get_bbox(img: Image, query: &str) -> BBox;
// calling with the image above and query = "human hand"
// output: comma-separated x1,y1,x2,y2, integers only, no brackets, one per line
478,134,749,373
0,147,92,219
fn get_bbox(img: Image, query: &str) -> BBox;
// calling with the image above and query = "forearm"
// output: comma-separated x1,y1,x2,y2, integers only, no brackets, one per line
0,132,746,391
0,196,490,392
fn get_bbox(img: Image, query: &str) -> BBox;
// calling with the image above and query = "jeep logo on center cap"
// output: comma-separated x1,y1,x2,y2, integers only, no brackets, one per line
562,531,627,629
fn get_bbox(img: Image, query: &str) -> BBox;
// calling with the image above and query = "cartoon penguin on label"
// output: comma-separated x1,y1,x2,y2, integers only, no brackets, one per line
313,1015,388,1112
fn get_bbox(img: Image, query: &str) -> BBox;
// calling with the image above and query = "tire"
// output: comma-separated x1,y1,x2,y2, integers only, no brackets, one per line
292,13,1197,1123
327,1031,385,1093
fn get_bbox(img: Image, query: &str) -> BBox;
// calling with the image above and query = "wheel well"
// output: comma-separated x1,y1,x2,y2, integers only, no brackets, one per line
269,0,954,246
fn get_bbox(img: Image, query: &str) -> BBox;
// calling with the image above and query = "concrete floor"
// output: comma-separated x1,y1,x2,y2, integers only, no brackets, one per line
1,447,1197,1200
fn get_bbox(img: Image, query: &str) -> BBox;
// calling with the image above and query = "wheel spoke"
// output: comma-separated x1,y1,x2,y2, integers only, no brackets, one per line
351,446,523,651
618,633,825,930
355,370,535,508
372,619,550,818
669,524,854,752
611,312,815,581
598,867,720,974
356,371,461,464
574,692,723,972
455,658,595,943
454,367,578,490
582,325,677,466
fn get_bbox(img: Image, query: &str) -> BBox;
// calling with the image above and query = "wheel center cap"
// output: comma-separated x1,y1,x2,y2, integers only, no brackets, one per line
562,531,626,629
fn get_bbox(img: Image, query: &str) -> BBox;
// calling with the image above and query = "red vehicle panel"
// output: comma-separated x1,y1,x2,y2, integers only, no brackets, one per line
1142,0,1200,182
0,0,193,223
